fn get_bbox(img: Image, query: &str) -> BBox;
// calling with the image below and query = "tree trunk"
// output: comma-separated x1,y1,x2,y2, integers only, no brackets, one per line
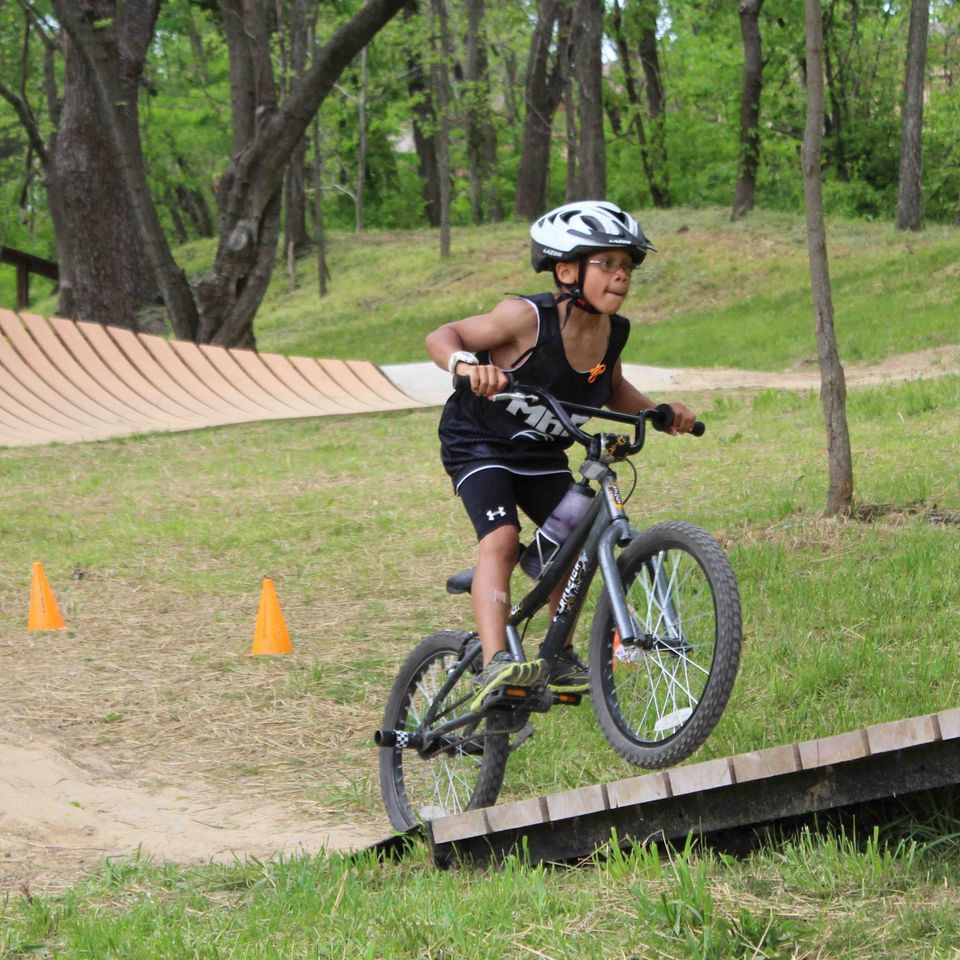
573,0,604,199
609,3,660,207
198,0,406,345
52,0,404,347
563,68,578,201
636,0,670,207
48,1,174,330
464,0,500,224
404,1,441,227
895,0,929,231
284,0,311,255
430,0,454,257
802,0,853,518
515,0,572,220
312,114,330,297
821,9,849,181
356,46,369,232
732,0,764,221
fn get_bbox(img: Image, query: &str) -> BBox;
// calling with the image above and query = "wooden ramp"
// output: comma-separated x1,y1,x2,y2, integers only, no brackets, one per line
0,308,424,448
426,707,960,867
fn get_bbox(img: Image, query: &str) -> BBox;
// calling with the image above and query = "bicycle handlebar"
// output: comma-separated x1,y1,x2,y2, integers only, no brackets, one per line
452,372,705,456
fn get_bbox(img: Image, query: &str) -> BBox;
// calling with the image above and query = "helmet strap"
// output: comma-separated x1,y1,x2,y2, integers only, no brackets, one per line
554,259,602,319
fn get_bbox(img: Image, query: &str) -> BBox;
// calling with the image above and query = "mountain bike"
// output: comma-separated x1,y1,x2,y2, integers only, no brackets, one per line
375,379,742,832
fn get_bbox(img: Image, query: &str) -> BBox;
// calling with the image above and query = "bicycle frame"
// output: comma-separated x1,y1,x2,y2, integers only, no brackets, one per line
410,461,642,756
505,465,640,663
387,385,704,757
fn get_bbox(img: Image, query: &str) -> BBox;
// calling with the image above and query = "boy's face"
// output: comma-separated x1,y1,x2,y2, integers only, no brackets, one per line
556,249,635,315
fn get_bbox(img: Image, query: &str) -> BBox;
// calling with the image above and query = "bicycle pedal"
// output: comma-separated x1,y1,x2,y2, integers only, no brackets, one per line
552,691,583,707
483,684,538,708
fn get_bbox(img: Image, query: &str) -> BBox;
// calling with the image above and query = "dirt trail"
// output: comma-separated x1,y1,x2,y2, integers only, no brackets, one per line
0,724,384,892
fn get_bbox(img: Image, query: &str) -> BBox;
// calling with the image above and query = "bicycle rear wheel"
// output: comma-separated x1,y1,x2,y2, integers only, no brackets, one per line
378,630,511,832
589,521,741,768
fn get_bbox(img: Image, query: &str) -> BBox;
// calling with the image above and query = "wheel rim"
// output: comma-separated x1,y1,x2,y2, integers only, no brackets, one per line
394,649,487,823
606,546,717,744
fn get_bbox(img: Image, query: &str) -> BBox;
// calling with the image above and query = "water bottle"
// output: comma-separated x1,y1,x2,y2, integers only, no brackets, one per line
519,482,594,579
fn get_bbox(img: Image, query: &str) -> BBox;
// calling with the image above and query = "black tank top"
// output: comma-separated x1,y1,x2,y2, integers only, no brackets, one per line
439,293,630,488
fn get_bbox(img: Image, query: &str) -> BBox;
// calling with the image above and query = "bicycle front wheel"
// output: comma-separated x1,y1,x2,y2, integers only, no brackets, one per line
588,521,741,768
378,630,510,832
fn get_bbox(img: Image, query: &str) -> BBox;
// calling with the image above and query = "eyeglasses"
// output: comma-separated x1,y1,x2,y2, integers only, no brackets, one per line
585,257,640,276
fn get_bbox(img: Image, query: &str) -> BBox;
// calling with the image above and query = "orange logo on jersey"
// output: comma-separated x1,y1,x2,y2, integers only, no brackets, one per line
588,362,606,383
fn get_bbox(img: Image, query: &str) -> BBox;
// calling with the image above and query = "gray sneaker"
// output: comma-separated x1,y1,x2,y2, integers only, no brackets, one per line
548,647,589,693
470,651,545,710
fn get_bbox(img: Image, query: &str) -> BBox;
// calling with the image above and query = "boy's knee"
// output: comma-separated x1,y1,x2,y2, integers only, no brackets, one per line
477,524,520,565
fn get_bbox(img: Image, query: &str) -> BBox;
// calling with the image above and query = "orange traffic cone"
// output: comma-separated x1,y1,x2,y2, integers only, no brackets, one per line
28,562,66,631
248,578,292,655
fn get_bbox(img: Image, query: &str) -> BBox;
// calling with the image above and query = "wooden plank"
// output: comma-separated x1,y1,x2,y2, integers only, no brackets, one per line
937,708,960,740
347,359,426,407
607,772,671,809
731,744,800,783
0,311,128,428
169,340,279,417
797,730,870,770
865,715,940,755
0,335,101,432
318,358,393,408
430,808,490,844
287,356,370,413
431,738,960,868
259,352,356,415
545,783,609,822
135,333,256,421
667,758,734,795
21,314,165,430
198,345,298,416
57,319,200,428
228,348,321,413
485,797,549,833
104,325,225,419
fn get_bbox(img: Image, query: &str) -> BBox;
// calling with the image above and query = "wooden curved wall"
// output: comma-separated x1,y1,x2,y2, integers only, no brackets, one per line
0,309,424,448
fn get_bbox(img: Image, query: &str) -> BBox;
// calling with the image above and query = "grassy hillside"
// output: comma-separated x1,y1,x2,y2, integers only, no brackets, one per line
242,207,960,370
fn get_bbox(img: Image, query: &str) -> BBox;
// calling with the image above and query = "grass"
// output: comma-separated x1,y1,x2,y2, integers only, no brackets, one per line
2,208,960,956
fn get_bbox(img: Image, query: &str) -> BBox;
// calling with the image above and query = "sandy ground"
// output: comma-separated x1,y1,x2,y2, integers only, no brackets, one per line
0,721,386,893
3,346,959,894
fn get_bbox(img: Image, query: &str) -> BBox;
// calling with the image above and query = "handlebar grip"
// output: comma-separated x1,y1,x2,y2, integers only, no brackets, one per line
452,370,516,392
652,403,706,436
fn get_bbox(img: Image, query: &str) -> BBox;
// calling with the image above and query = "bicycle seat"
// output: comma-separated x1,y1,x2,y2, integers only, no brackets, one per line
445,568,474,594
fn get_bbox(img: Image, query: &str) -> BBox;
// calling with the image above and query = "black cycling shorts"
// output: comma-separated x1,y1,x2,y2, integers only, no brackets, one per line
457,467,572,542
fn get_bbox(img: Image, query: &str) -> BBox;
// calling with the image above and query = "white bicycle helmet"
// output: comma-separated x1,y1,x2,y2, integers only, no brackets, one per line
530,200,655,273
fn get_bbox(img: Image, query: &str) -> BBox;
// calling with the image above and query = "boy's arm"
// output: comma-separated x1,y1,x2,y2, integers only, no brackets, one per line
606,360,697,435
425,298,537,397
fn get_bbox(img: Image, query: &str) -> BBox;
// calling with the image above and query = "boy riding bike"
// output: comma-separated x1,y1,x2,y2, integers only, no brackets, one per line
425,200,698,709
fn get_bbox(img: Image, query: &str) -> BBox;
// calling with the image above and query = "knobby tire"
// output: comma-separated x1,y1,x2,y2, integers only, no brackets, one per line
588,521,742,768
378,630,510,832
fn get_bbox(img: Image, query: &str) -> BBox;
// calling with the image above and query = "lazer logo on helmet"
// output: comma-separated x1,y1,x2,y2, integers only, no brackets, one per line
504,397,589,438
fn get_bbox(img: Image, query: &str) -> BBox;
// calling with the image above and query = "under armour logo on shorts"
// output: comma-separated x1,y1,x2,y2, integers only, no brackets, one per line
486,505,507,521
